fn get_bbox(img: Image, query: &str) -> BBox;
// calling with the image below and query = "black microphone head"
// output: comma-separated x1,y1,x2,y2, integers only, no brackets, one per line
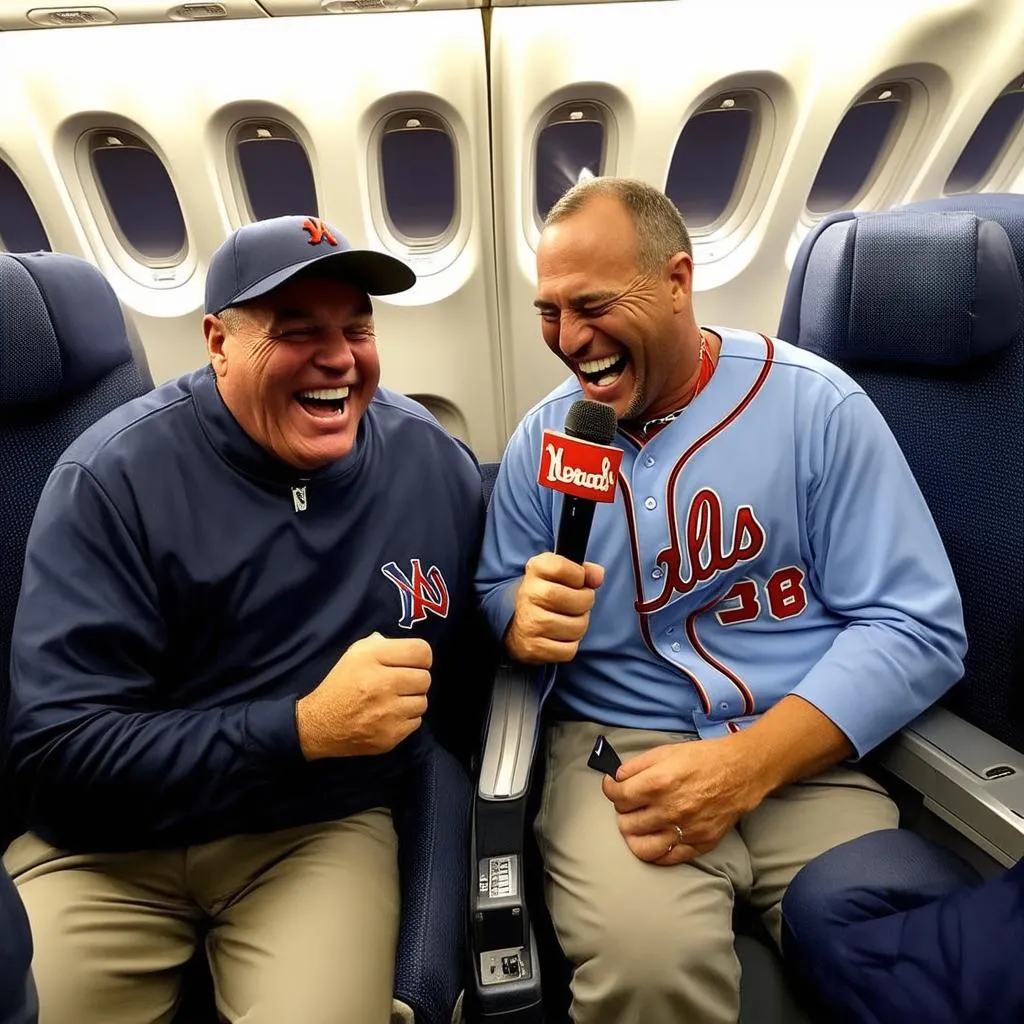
564,399,617,446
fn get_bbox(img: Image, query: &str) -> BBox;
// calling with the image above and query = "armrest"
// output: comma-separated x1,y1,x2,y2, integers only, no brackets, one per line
476,661,544,804
466,661,545,1021
878,706,1024,867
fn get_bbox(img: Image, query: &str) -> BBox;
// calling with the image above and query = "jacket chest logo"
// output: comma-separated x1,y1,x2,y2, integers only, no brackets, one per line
381,558,450,629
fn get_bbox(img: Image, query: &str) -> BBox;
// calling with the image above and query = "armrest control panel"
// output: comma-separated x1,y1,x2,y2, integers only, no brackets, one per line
473,854,528,962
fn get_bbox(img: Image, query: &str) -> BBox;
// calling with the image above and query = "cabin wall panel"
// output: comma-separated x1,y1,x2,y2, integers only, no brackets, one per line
0,12,505,458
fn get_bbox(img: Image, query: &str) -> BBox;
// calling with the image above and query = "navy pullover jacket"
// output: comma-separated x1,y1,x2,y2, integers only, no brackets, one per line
5,366,484,852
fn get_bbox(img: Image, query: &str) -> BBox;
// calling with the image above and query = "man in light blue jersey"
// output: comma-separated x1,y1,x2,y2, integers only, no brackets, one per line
475,177,967,1024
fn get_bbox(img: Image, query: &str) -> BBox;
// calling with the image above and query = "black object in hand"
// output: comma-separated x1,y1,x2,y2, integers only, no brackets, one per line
587,734,622,778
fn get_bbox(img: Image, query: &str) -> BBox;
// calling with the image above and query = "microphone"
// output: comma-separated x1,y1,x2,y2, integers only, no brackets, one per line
537,399,622,565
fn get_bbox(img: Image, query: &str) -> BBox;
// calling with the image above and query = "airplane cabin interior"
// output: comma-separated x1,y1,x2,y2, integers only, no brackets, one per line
0,0,1022,1021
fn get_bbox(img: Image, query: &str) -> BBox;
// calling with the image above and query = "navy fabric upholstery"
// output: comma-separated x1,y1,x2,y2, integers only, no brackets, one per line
781,829,985,1024
795,212,1021,366
0,258,60,406
393,740,472,1024
0,252,138,405
778,196,1024,754
481,459,500,506
0,253,151,821
778,211,856,346
0,251,146,1020
782,829,981,944
0,863,36,1024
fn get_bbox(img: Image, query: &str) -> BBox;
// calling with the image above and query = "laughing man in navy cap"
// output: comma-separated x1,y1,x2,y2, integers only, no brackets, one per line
3,215,484,1024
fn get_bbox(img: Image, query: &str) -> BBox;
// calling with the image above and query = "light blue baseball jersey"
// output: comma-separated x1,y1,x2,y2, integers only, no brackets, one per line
475,328,967,756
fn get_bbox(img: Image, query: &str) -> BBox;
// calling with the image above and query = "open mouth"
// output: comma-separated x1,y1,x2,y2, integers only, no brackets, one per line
578,354,628,388
296,386,349,420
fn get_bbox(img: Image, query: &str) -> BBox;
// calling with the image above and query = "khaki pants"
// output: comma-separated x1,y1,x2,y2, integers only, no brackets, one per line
535,721,899,1024
2,809,399,1024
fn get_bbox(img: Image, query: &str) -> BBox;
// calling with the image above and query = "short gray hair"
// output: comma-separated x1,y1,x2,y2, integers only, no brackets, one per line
544,177,692,275
215,306,245,332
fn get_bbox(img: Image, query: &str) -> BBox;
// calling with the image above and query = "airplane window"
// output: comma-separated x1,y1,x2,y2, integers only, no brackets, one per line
535,102,608,221
807,83,909,215
380,111,457,243
946,78,1024,194
235,121,319,222
666,95,756,231
0,161,50,253
88,130,187,264
407,392,468,441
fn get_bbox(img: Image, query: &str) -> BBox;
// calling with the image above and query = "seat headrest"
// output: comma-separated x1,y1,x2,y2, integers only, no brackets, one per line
796,211,1023,367
0,251,133,407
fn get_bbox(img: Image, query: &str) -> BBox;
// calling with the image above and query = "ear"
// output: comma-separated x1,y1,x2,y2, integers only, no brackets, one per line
203,314,229,377
666,251,694,313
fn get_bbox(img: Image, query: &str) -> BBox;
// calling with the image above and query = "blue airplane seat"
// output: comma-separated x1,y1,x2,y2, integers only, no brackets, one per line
0,250,153,1024
0,250,154,848
775,198,1024,1018
0,863,36,1024
777,196,1024,755
0,250,472,1024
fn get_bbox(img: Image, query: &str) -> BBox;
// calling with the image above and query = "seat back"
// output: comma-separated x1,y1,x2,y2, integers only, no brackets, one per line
481,460,500,507
778,197,1024,753
0,860,35,1024
0,251,152,839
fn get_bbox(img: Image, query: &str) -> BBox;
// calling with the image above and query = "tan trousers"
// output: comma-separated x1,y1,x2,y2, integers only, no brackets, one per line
535,721,899,1024
2,809,400,1024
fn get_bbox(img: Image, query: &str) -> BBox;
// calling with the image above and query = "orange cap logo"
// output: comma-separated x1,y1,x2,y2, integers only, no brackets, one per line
302,217,338,246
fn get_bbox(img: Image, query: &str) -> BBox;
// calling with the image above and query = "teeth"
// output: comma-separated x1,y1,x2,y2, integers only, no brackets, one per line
596,372,620,386
579,355,622,374
298,387,349,400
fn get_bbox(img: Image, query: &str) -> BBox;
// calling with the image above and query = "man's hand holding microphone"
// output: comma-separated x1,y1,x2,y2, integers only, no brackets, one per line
506,398,619,665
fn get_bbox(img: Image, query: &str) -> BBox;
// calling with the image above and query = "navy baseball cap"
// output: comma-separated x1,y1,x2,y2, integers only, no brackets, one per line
204,214,416,315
